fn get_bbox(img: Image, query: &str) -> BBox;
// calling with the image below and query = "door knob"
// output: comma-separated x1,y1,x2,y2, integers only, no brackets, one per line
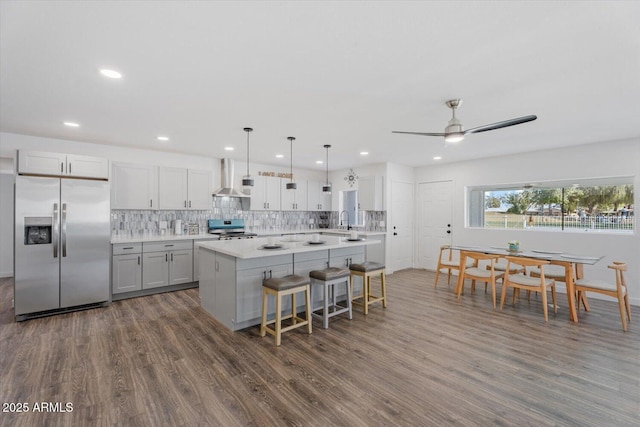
447,230,451,234
393,232,397,236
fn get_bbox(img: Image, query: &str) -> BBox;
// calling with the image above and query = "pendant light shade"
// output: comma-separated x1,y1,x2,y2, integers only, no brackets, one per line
242,127,254,187
286,136,296,190
322,144,331,193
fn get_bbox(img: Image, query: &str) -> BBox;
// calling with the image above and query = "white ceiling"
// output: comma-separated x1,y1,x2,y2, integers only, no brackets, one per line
1,1,639,171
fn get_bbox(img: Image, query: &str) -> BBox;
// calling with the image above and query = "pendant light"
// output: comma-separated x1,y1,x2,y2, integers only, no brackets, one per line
242,127,254,187
286,136,297,190
322,144,331,193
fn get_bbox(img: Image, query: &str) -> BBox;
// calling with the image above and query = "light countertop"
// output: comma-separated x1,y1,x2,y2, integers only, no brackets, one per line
111,229,386,244
197,235,379,259
111,234,220,244
261,229,386,237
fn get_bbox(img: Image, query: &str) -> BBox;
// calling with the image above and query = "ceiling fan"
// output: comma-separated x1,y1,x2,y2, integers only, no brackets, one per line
392,99,537,143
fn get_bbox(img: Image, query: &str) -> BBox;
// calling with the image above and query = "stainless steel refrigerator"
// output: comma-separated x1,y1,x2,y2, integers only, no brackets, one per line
14,175,110,320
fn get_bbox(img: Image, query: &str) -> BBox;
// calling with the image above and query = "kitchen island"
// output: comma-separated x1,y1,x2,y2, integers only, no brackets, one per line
197,235,379,331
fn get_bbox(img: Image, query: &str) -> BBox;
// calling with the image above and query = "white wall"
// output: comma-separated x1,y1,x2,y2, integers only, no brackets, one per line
414,138,640,305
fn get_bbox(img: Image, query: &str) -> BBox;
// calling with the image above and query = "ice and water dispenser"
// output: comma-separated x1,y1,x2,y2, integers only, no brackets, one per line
24,217,52,245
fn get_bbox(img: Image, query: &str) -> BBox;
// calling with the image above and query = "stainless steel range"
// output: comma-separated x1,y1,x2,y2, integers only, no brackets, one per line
208,219,257,240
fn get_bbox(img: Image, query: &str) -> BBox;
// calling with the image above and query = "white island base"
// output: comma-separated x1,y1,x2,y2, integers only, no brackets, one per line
197,235,379,331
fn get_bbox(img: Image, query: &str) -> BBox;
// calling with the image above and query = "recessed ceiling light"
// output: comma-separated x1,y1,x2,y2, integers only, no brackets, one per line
224,147,234,151
63,122,80,127
157,136,169,141
275,154,284,158
360,151,369,156
100,69,122,79
433,156,442,160
316,160,323,164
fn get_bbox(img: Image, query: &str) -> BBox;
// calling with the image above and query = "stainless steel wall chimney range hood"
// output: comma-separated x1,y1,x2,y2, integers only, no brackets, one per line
213,159,250,198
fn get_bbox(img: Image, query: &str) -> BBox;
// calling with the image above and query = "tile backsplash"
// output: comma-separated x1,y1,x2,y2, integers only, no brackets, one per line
112,199,386,237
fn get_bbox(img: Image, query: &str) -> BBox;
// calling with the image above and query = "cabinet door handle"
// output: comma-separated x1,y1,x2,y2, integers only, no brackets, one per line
171,253,174,262
165,253,168,262
189,200,191,208
165,244,174,247
123,246,134,250
68,163,71,174
61,162,64,173
137,256,140,265
184,201,187,208
150,199,153,208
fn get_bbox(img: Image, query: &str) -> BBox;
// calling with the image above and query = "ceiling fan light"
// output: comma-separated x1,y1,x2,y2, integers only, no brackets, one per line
445,133,464,143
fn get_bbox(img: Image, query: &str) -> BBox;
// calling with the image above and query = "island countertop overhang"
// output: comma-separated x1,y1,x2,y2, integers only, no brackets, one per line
196,235,379,259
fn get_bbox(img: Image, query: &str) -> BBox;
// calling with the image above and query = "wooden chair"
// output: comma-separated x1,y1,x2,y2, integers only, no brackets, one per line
500,257,557,322
435,245,473,288
530,262,587,307
574,262,631,332
455,252,504,308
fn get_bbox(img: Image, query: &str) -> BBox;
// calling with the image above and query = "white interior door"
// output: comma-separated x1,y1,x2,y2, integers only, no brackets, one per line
390,180,414,272
417,180,453,270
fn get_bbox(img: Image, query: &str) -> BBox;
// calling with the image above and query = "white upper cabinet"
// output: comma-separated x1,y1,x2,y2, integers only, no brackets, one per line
18,150,108,179
358,175,384,211
307,180,332,211
158,167,188,209
113,164,212,211
281,179,307,211
187,169,213,210
251,175,281,211
111,162,158,209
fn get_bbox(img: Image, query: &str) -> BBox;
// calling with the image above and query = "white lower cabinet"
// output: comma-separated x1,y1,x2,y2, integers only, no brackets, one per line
365,234,386,265
330,246,365,295
293,250,330,310
203,252,293,331
141,241,193,290
112,244,143,294
142,251,170,289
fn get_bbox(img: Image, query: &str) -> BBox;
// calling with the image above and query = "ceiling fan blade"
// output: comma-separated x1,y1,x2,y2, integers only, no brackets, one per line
464,115,537,135
391,131,445,137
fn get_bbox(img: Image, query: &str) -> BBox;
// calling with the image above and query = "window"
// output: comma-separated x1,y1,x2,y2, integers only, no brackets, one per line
468,177,634,233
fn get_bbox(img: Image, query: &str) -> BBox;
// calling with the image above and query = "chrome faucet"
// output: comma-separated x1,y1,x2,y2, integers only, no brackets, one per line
339,210,352,230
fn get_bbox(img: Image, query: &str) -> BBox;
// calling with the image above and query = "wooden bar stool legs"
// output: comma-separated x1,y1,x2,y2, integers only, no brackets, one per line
349,262,387,315
260,274,312,346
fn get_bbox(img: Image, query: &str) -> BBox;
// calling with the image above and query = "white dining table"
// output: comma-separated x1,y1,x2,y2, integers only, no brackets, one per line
451,245,604,322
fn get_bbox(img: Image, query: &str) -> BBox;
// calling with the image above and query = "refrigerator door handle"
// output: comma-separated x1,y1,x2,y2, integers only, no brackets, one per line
53,203,59,258
62,203,67,257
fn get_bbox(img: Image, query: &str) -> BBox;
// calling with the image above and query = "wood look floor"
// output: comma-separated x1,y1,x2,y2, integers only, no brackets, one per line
1,270,638,427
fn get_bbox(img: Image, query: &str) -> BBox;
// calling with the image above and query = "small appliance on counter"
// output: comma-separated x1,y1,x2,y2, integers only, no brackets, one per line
173,219,183,235
208,219,257,240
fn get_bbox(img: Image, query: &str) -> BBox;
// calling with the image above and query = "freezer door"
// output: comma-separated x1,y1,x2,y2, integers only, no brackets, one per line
60,179,110,307
14,176,61,315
